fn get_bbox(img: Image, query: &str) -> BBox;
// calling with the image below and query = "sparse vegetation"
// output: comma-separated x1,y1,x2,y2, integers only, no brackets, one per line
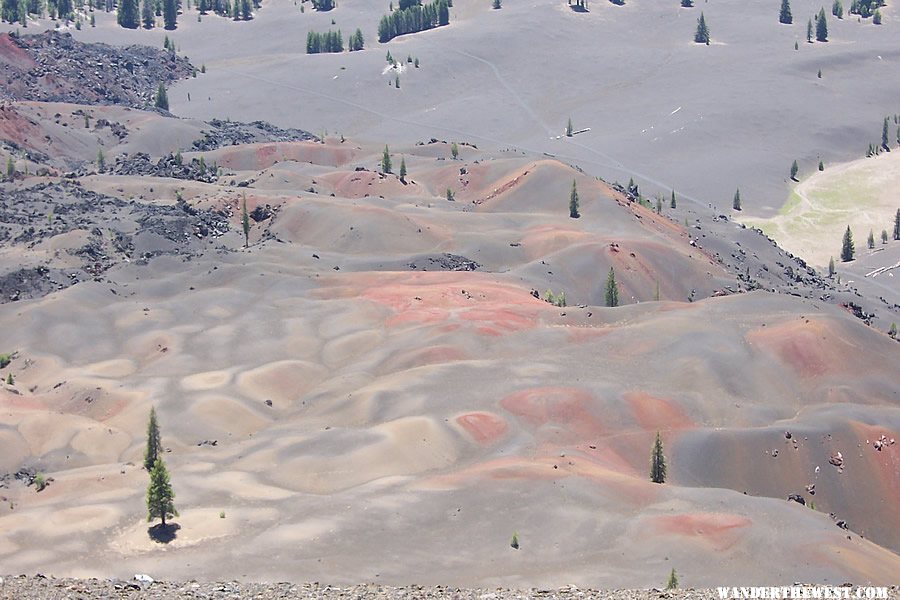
828,256,835,277
34,473,46,492
510,532,519,549
543,289,567,307
650,431,667,484
0,353,11,369
450,142,459,160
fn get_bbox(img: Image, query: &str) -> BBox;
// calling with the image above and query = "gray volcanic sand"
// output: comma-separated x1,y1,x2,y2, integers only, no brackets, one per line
23,0,900,216
0,0,899,589
1,134,899,587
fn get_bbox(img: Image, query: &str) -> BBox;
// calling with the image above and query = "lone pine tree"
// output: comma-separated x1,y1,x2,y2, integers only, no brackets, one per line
807,17,813,41
141,0,154,27
569,179,580,218
883,117,891,151
650,431,667,484
154,83,169,111
666,568,679,590
790,159,799,180
841,226,855,262
117,0,139,28
147,458,177,527
144,407,161,471
779,0,792,24
241,194,250,247
816,8,828,41
670,190,676,209
605,267,619,307
893,208,899,240
867,229,875,249
694,12,709,44
163,0,176,29
733,188,742,211
399,156,407,182
382,145,392,174
833,0,843,18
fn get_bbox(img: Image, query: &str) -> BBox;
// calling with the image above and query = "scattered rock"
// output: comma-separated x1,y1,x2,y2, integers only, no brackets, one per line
0,31,194,108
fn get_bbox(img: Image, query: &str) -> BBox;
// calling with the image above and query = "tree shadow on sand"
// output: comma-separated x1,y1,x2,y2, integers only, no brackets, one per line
147,522,180,544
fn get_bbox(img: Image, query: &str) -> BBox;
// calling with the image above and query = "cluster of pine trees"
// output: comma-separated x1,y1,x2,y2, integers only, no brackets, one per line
197,0,255,19
2,0,77,25
377,0,450,43
849,0,884,17
200,0,258,17
122,0,184,29
307,29,344,53
347,28,364,51
117,0,259,27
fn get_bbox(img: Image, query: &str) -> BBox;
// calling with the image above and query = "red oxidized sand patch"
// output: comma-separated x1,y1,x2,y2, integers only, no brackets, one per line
456,412,509,445
625,391,693,431
500,387,605,442
653,512,751,551
747,320,837,378
323,272,548,334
